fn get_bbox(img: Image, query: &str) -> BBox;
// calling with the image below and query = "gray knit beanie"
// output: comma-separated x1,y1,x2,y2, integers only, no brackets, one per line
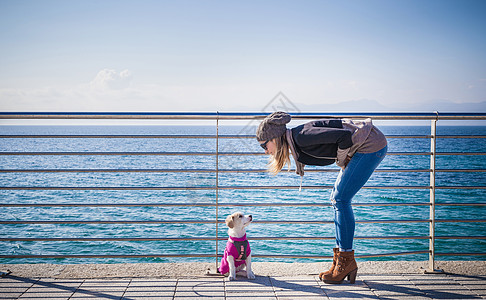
256,111,292,142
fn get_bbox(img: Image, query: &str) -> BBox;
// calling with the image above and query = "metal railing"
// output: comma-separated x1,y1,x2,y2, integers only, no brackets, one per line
0,112,485,273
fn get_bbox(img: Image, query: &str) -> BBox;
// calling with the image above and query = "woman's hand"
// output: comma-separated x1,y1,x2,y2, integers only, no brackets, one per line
341,156,351,170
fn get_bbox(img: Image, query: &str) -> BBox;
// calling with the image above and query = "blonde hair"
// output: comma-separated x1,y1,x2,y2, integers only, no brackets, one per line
268,135,291,175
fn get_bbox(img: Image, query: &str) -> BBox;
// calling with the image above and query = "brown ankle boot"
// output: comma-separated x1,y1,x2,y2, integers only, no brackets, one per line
322,250,358,284
319,248,339,280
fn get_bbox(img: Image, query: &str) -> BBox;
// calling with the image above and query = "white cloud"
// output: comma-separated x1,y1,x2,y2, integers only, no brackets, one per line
90,69,132,90
0,69,134,112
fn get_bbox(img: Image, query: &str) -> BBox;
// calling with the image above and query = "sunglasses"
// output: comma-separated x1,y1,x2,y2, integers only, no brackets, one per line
260,140,269,150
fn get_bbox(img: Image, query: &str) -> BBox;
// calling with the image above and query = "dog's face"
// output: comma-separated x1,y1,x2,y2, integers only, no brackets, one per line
225,212,252,230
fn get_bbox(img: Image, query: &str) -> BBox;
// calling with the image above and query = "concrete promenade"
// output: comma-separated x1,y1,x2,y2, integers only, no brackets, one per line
1,261,485,299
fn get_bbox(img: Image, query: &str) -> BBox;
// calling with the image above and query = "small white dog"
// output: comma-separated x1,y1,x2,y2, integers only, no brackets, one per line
218,212,255,281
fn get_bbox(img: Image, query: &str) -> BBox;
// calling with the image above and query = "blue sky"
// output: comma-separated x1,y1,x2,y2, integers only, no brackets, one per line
1,0,485,114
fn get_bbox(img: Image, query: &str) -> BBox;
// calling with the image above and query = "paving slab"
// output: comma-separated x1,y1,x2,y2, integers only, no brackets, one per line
322,278,379,299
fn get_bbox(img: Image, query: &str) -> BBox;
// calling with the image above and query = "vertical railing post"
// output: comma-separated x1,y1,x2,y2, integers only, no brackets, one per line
429,118,436,271
215,113,220,271
426,115,443,273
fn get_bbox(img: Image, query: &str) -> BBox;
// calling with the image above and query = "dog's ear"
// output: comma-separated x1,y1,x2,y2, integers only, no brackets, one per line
226,215,234,228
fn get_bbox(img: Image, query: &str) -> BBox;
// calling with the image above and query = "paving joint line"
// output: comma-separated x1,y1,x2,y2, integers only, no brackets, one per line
359,275,380,299
313,275,330,299
172,278,179,300
18,277,41,299
317,275,331,299
403,273,428,299
269,276,279,300
120,278,132,300
222,277,227,299
69,278,85,300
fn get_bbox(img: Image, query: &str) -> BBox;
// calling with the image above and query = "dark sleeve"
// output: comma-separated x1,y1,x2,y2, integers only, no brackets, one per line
293,122,353,150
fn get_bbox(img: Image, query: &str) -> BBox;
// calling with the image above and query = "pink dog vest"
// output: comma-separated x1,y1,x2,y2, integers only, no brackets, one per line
218,234,251,275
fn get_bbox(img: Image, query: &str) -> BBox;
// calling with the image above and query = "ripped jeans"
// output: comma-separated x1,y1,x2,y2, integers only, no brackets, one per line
330,145,387,251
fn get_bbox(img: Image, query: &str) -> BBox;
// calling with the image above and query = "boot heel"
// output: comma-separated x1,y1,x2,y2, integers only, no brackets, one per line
347,268,358,284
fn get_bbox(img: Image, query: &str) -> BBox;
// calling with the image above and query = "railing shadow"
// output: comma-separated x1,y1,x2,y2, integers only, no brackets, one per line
4,275,135,300
362,274,485,300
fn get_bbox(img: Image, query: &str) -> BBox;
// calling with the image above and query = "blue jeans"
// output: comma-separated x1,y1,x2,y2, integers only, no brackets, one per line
330,145,387,251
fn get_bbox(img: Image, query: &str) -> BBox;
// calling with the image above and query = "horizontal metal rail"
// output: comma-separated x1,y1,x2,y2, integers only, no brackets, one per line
1,219,485,225
0,168,484,173
1,251,482,260
0,254,217,259
0,202,430,207
435,252,486,256
0,236,433,242
2,202,484,208
0,202,432,207
1,185,485,190
0,251,482,260
1,236,485,243
0,250,433,259
7,251,482,260
1,151,485,156
0,219,432,224
1,111,485,120
1,134,485,139
435,236,486,239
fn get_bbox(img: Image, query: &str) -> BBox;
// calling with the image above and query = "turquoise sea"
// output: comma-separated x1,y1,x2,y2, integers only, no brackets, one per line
0,125,485,264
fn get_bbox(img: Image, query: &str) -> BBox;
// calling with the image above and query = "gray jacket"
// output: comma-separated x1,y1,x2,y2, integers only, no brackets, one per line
286,118,384,177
